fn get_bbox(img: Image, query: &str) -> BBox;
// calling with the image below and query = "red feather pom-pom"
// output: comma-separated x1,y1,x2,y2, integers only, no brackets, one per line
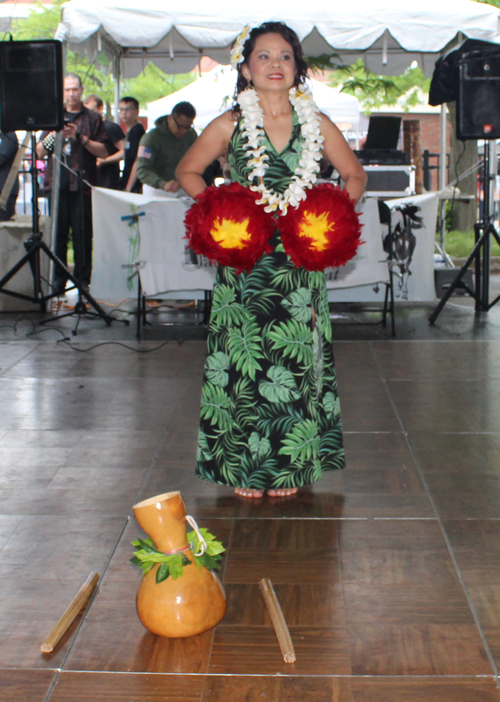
278,183,363,271
184,182,275,273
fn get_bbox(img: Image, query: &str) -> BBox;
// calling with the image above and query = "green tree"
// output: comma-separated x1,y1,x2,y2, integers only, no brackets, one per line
11,0,195,111
307,57,430,114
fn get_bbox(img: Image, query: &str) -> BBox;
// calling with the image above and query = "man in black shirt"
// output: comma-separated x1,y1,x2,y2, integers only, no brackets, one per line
0,131,19,221
118,96,145,194
84,94,125,191
36,73,111,294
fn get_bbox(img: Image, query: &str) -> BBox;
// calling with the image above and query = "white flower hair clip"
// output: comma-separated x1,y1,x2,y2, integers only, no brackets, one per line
230,25,252,69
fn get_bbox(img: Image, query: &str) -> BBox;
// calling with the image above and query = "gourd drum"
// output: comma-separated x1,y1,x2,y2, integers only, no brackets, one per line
133,491,226,637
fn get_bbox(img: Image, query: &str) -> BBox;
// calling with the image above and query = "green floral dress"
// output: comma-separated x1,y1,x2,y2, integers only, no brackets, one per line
195,112,345,489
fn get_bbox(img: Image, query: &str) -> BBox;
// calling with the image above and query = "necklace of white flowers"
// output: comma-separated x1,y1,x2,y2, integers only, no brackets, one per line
237,85,324,215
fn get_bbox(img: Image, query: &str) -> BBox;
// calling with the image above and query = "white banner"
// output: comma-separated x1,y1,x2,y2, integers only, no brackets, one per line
91,188,437,303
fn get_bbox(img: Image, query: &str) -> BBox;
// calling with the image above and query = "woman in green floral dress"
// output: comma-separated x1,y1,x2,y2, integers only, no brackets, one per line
176,22,366,497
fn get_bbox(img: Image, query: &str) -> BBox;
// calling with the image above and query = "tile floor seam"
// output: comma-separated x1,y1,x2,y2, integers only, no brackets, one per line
369,341,500,685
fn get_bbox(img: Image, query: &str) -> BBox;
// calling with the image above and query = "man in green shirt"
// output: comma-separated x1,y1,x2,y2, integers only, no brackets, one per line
137,101,197,196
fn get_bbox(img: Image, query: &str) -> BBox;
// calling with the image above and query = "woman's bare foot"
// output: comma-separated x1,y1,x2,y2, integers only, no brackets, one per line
267,488,298,497
234,487,264,498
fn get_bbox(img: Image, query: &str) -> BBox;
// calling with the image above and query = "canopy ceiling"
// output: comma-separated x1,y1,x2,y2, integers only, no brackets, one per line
55,0,500,77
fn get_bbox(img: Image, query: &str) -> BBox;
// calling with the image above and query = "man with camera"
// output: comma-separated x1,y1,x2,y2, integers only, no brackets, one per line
36,73,111,295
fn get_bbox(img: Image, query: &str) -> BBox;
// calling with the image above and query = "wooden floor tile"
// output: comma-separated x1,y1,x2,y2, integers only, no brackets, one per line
201,675,352,702
0,617,83,668
0,669,56,702
343,583,476,625
64,618,213,673
351,676,500,701
49,672,204,701
336,379,401,432
340,546,457,586
209,625,351,675
370,340,500,381
230,518,338,549
222,583,346,628
349,623,492,675
409,431,500,477
223,549,340,585
387,379,500,433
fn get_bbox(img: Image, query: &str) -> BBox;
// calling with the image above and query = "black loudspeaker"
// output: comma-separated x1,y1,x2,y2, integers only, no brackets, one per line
0,40,64,132
457,53,500,140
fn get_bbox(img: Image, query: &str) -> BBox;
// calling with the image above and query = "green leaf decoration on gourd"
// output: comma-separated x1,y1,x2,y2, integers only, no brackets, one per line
228,318,264,380
205,352,231,387
267,318,314,365
258,365,301,404
281,287,312,323
130,529,225,584
248,431,272,459
200,383,232,429
278,419,320,463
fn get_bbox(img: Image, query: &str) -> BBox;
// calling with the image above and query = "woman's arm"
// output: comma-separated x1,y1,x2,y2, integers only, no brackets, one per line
320,114,367,204
176,112,234,198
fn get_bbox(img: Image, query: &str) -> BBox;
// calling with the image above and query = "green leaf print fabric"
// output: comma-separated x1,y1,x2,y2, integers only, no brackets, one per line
196,111,345,489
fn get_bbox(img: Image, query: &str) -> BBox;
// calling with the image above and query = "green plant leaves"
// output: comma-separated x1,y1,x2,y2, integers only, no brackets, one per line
281,287,312,323
323,391,341,419
259,365,301,404
130,529,225,583
205,352,231,387
200,383,231,429
248,431,272,459
279,419,320,463
211,284,250,328
267,318,313,365
228,319,264,380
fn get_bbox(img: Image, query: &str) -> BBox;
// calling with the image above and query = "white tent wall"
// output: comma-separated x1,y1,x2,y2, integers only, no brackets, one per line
147,66,360,132
55,0,500,78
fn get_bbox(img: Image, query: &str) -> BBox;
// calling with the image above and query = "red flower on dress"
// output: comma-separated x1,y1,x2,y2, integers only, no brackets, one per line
278,183,363,271
184,182,275,274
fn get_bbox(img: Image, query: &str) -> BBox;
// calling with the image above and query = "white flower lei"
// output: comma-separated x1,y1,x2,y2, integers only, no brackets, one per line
238,85,324,214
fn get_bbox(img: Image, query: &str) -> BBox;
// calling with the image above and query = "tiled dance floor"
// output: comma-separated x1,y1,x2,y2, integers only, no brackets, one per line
1,303,500,700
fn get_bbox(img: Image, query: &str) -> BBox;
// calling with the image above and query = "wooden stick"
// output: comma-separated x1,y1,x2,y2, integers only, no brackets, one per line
40,572,99,653
259,577,296,663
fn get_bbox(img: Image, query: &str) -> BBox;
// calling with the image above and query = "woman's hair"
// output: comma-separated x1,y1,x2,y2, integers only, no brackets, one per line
234,22,308,95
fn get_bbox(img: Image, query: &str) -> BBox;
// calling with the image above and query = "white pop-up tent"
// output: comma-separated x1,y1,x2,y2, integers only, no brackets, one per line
147,66,360,132
55,0,500,78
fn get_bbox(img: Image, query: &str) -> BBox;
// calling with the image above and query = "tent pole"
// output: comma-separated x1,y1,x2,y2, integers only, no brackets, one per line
114,56,121,123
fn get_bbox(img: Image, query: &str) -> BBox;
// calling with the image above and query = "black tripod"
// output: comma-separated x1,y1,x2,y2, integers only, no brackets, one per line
429,140,500,324
39,133,128,335
0,133,127,335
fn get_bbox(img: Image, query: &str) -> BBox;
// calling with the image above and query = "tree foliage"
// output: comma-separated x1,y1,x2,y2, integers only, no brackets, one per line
308,57,430,114
11,0,195,112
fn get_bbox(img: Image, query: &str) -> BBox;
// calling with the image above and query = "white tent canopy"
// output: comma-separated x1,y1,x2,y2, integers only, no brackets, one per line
147,66,360,132
55,0,500,78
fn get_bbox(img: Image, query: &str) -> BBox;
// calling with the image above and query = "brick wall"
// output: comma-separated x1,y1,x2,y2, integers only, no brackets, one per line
377,112,451,191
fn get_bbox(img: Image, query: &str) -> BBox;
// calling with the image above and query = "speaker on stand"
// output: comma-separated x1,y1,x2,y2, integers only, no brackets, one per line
0,40,121,332
430,51,500,323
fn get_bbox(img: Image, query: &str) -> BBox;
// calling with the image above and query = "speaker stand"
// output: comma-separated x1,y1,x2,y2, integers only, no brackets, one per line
429,141,500,324
0,133,128,335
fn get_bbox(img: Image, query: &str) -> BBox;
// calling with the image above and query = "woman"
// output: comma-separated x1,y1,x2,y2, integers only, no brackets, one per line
176,22,367,498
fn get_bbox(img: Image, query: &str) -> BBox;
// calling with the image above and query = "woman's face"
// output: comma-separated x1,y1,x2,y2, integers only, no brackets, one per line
242,33,297,92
